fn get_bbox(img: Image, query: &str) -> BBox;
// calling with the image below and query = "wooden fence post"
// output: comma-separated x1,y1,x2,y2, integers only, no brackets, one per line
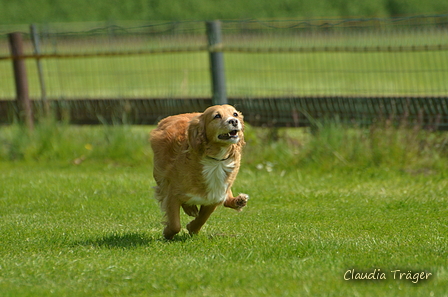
9,32,34,130
206,20,227,105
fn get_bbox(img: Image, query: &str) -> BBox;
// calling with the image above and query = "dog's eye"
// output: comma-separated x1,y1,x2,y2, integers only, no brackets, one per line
233,112,238,117
214,113,221,119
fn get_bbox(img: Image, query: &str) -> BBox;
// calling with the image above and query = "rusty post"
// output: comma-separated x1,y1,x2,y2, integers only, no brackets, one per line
9,32,34,130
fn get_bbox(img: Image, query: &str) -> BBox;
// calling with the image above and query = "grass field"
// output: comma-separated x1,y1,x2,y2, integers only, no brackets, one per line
0,123,447,296
1,161,447,296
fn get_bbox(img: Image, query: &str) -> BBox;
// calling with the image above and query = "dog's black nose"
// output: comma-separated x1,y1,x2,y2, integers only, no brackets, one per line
228,118,239,127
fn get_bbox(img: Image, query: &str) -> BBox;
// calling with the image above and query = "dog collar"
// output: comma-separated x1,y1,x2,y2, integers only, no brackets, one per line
206,155,231,162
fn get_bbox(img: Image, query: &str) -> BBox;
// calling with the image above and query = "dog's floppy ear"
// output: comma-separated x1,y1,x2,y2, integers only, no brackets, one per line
236,111,246,149
188,114,206,153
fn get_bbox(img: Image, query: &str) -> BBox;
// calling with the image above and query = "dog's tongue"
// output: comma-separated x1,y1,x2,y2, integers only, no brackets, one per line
218,133,231,140
218,130,238,140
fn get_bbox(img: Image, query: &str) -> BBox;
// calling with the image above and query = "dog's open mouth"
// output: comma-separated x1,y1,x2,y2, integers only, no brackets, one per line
218,130,239,140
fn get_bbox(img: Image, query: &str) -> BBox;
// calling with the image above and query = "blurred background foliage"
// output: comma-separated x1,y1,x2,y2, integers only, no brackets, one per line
1,0,448,24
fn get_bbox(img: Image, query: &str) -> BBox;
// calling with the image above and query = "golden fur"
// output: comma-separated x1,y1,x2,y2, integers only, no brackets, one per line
150,105,249,240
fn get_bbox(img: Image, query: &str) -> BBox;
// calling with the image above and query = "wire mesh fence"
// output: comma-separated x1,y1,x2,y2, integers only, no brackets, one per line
1,15,448,127
222,17,448,97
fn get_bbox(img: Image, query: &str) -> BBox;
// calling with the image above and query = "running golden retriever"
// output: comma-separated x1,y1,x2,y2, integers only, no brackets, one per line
150,105,249,240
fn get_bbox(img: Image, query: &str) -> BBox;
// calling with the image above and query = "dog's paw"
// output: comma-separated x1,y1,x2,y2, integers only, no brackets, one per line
235,193,249,211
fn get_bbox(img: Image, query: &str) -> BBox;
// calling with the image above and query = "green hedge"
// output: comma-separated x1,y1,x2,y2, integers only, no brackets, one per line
1,0,448,25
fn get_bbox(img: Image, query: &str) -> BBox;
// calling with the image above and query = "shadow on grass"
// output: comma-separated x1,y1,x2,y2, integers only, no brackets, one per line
73,231,194,249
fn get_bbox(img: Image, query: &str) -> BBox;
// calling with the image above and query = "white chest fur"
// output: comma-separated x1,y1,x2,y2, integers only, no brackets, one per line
186,157,235,205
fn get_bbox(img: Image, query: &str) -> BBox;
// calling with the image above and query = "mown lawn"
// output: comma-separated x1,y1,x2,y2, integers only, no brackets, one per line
0,161,446,296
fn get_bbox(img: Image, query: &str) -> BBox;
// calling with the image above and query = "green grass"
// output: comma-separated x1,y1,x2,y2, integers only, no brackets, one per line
0,162,447,296
226,50,448,97
0,122,447,296
2,119,448,171
0,53,211,99
0,119,152,164
1,50,447,99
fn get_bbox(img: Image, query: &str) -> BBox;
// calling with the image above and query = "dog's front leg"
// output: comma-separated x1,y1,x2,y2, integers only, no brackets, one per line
186,204,218,235
163,199,182,240
224,190,249,211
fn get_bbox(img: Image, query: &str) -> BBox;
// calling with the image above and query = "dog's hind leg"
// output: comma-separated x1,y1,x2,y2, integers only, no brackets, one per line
186,204,217,235
181,204,199,217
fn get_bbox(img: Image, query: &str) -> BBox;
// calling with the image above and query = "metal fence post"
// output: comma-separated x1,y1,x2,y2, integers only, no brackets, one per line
9,32,34,130
30,24,49,116
206,20,227,105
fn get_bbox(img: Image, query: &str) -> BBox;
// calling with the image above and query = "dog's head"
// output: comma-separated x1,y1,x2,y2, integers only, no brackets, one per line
188,105,245,153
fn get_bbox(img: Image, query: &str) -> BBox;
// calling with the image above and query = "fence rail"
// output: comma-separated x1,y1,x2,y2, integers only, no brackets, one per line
1,96,446,128
1,16,448,128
